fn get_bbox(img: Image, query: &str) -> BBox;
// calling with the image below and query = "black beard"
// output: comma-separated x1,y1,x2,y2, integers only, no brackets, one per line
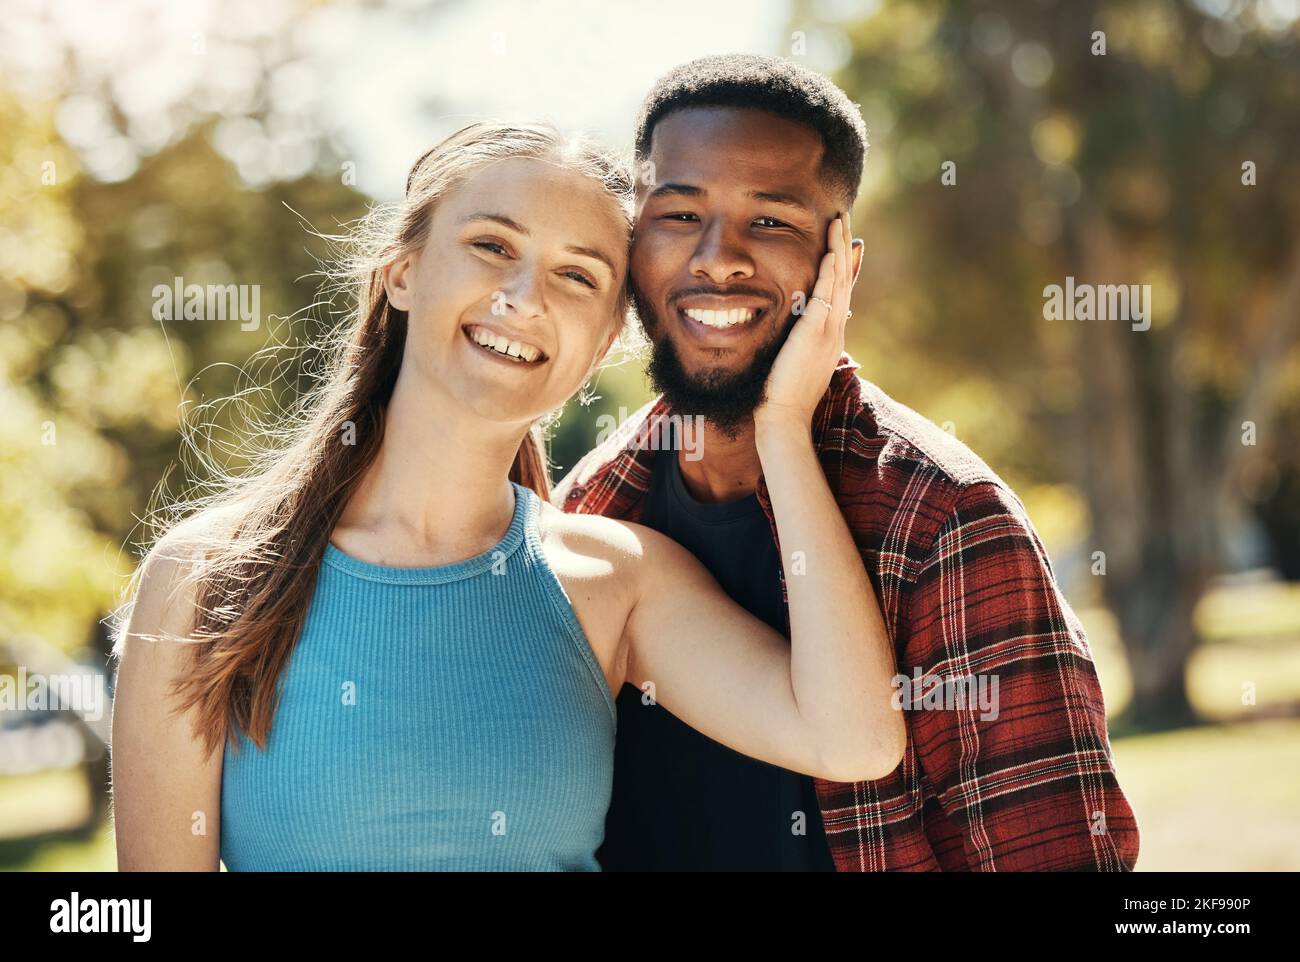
633,282,792,442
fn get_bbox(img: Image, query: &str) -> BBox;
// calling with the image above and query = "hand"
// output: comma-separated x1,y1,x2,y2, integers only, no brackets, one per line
755,211,855,432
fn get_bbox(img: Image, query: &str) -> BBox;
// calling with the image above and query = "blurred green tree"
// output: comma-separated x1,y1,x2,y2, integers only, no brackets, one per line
1,82,369,655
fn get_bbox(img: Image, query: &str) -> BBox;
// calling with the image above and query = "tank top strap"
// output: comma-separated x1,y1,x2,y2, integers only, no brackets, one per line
512,480,618,728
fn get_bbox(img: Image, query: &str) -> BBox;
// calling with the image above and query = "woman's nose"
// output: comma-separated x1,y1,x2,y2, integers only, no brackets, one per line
496,261,547,320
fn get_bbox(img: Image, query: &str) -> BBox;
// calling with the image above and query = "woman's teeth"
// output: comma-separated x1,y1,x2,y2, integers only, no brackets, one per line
683,307,758,328
466,325,542,363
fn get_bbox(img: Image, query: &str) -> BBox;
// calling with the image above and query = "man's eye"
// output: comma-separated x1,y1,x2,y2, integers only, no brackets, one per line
472,240,508,255
660,212,699,222
754,216,790,229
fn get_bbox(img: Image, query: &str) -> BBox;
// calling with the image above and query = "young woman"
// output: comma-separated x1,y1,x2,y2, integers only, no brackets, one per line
110,121,902,871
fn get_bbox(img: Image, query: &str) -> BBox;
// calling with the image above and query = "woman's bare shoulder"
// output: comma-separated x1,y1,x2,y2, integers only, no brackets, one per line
117,506,238,657
535,503,703,591
538,501,646,559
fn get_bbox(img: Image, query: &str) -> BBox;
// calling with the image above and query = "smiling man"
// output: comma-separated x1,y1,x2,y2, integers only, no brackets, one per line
555,54,1139,871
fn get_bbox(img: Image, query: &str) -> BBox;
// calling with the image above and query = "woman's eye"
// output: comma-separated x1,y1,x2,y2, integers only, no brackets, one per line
563,270,597,289
472,240,508,255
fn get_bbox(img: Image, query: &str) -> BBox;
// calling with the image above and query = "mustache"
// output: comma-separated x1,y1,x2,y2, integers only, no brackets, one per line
667,286,777,308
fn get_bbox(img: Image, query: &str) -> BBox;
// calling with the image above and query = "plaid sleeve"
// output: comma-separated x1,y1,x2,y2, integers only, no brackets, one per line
904,480,1140,871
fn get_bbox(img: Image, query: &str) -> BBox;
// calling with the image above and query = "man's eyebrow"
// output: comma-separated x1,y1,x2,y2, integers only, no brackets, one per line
645,182,703,201
645,184,814,216
749,190,814,214
461,211,615,277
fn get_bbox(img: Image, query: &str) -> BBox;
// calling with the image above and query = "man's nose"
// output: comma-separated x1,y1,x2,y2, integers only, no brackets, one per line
688,219,755,285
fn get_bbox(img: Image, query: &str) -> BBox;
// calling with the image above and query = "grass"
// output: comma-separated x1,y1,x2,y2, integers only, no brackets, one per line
0,768,94,839
1112,719,1300,871
0,815,117,872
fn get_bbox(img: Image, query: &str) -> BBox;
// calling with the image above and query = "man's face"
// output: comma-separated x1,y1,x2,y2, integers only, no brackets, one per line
630,106,841,435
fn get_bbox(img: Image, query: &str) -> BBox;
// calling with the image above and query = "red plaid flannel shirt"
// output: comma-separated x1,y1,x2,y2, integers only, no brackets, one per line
553,352,1140,871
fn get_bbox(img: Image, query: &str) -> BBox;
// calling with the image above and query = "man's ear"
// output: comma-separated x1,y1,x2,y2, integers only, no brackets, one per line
850,239,864,285
383,254,416,311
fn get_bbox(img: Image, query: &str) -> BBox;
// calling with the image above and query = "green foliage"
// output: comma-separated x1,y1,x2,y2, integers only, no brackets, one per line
1,86,369,651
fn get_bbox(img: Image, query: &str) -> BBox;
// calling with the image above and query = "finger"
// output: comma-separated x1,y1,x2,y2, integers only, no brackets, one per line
842,211,852,308
822,214,848,357
824,215,844,332
835,212,853,334
829,213,847,327
806,256,837,335
806,246,836,331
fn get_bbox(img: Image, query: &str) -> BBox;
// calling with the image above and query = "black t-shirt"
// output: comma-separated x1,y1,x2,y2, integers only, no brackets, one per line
595,424,836,871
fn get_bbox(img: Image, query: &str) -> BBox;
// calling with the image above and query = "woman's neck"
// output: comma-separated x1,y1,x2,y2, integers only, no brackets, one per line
333,367,529,566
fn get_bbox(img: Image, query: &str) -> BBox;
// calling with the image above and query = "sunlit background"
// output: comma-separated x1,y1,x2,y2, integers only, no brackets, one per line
2,0,1298,871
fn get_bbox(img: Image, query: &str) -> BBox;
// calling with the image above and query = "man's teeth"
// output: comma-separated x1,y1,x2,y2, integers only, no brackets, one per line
683,307,758,328
467,326,541,363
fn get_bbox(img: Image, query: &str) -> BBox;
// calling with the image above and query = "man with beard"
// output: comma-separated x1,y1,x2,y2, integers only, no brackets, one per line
554,54,1139,871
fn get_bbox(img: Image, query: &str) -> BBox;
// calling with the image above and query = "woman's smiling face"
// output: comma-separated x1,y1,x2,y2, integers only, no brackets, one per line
385,155,629,425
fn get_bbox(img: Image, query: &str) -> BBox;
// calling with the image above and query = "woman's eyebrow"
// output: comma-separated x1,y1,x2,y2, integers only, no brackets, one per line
565,244,617,277
460,211,528,233
461,212,615,277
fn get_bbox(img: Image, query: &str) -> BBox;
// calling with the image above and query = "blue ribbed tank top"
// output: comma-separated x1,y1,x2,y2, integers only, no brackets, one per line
219,481,617,871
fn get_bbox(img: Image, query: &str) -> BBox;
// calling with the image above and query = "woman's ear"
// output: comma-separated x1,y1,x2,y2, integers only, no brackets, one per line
593,316,620,366
383,254,416,311
582,319,621,385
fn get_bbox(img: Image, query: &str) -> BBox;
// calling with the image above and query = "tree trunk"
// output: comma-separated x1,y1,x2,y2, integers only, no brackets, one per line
1069,208,1207,729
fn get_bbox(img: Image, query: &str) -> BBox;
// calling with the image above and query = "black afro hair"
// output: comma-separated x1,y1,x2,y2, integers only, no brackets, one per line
634,54,868,208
